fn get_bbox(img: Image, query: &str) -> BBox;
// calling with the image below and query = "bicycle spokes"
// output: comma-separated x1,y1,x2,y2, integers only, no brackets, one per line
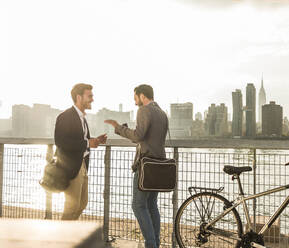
175,192,242,248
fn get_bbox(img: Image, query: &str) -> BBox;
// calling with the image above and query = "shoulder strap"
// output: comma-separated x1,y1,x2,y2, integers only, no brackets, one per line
168,127,173,148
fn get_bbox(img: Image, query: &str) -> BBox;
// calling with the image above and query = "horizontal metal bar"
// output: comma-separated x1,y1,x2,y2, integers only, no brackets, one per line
1,137,289,149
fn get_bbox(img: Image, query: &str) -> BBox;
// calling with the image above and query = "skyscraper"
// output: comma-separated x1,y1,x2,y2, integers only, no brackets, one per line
170,102,193,137
258,76,266,124
205,104,217,135
262,101,283,136
246,83,256,137
170,103,193,119
232,89,243,137
195,112,203,121
215,103,228,136
205,103,228,136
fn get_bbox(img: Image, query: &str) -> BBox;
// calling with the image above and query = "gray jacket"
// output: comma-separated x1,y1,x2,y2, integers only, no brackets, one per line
115,101,168,171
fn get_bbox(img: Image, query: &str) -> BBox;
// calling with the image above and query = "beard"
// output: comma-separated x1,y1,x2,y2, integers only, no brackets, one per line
137,99,144,107
136,96,143,107
82,100,91,110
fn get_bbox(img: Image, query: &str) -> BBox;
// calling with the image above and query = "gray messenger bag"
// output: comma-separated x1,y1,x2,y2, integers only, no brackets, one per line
138,157,177,192
39,159,70,193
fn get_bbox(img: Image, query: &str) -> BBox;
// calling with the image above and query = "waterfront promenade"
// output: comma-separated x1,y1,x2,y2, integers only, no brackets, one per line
0,138,289,247
0,218,139,248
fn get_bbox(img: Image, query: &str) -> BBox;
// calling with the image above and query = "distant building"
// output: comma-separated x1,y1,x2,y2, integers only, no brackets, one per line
205,104,216,135
0,118,12,136
94,107,132,137
12,104,31,137
30,104,60,137
205,103,228,136
171,103,193,119
170,103,193,137
232,89,243,137
245,83,256,137
227,113,231,122
11,103,133,138
215,103,228,136
258,77,266,125
12,104,61,137
191,120,205,137
203,110,208,121
195,112,202,121
283,117,289,136
119,104,123,112
262,101,283,137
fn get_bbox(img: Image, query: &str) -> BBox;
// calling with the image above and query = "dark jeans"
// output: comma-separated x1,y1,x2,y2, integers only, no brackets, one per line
132,171,160,248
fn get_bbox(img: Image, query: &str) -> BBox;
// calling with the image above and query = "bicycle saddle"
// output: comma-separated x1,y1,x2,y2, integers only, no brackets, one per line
223,166,252,175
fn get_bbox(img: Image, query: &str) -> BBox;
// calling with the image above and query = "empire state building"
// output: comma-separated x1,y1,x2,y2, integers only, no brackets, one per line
258,76,266,124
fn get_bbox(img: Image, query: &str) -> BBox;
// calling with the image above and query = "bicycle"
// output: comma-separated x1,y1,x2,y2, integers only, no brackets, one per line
175,163,289,248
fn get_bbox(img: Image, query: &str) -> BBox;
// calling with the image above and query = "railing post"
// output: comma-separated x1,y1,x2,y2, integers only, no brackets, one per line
252,148,257,231
172,147,179,248
0,144,4,217
44,144,53,220
103,146,111,242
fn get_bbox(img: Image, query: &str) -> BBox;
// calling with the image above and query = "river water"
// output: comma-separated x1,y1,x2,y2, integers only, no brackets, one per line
2,145,289,234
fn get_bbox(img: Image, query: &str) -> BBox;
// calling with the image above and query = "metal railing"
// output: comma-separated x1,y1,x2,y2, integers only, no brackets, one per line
0,138,289,247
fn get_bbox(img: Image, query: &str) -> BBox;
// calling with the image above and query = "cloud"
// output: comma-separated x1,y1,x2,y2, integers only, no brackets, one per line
178,0,289,9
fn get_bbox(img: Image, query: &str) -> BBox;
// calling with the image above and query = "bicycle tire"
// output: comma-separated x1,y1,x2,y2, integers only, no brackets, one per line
175,192,243,248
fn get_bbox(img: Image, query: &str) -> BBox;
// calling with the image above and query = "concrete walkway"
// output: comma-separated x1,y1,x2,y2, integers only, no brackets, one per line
0,218,140,248
107,239,141,248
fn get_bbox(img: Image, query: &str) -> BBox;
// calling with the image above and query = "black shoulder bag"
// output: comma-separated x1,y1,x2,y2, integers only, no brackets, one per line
138,129,177,192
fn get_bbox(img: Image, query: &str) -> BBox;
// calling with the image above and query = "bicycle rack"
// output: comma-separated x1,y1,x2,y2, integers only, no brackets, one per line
188,186,224,196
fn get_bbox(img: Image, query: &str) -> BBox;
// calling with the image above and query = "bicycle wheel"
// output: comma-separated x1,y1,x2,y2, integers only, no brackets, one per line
175,192,243,248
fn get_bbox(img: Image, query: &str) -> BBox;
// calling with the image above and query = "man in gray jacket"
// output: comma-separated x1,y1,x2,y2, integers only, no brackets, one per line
105,84,168,248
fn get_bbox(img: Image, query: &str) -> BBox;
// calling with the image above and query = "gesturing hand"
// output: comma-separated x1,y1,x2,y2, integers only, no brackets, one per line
104,119,119,128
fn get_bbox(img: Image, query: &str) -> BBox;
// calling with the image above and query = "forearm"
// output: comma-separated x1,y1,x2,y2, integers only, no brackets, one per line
114,107,150,142
115,124,144,143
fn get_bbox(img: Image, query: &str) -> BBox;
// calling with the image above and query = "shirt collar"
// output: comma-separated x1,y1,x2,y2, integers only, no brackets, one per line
73,105,86,119
148,101,158,107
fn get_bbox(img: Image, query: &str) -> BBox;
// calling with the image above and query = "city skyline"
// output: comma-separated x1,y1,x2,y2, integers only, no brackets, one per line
0,80,287,121
1,87,288,138
1,1,289,118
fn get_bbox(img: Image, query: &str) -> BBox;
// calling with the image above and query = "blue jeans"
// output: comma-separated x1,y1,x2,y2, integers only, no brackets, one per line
132,171,160,248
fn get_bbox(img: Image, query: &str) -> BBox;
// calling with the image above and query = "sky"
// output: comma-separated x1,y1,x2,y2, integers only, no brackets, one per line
1,0,289,120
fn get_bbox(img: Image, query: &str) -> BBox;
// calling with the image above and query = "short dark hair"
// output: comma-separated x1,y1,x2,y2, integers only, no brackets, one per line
71,83,93,103
134,84,154,100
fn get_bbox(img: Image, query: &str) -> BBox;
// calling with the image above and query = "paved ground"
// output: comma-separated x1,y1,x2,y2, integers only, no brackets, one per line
0,218,101,248
0,218,141,248
107,239,141,248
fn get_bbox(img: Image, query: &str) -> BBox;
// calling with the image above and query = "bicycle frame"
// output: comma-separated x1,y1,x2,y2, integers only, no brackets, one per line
205,175,289,244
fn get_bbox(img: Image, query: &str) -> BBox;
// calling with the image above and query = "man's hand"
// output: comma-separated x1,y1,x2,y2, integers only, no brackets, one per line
97,134,107,144
104,119,119,128
89,138,100,148
89,134,107,148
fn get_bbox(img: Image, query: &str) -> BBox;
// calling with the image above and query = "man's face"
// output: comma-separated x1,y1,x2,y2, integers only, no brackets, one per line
79,89,94,110
134,92,143,107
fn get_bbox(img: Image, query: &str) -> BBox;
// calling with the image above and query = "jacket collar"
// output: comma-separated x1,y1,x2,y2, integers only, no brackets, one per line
73,105,86,119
